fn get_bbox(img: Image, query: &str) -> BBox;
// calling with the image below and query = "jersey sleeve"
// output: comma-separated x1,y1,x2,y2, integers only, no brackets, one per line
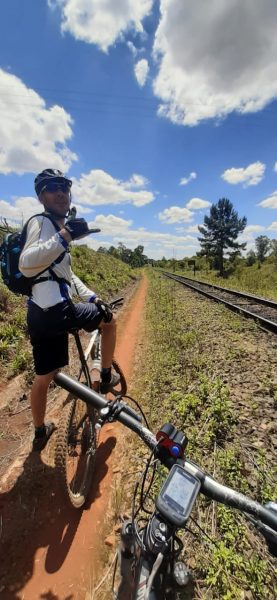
19,216,67,278
71,271,96,302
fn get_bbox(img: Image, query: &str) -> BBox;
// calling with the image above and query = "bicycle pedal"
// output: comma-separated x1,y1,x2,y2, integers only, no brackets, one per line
173,562,190,587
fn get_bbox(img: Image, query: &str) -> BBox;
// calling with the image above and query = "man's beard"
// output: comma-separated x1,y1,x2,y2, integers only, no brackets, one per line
44,207,69,219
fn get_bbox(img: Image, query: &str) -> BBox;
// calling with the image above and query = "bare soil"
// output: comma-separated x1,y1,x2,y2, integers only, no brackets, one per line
0,275,148,600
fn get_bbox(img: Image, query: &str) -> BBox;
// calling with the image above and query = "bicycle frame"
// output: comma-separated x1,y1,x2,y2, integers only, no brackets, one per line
71,328,101,388
70,296,123,389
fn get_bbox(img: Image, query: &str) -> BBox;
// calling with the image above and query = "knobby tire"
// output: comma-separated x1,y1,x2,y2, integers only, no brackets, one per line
55,395,97,508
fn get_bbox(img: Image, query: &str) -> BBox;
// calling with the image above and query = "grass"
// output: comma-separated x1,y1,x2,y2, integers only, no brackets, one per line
128,269,276,600
174,260,277,300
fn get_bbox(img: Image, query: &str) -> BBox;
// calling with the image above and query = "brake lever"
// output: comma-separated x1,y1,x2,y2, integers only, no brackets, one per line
246,514,277,557
110,297,124,310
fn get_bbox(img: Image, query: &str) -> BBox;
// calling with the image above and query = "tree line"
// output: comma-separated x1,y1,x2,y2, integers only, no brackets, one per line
97,242,150,268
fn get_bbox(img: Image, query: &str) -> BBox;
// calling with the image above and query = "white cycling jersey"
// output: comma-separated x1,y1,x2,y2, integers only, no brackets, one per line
19,214,96,309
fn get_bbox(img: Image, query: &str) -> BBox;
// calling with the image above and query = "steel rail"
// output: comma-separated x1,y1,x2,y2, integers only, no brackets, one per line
163,272,277,334
166,274,277,309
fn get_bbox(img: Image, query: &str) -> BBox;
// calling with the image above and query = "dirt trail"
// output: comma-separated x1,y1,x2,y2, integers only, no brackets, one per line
0,275,148,600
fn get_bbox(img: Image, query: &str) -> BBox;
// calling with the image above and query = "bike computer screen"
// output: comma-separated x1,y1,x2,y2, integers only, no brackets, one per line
156,465,201,527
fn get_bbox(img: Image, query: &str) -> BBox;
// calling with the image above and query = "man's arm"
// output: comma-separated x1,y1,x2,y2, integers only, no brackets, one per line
19,216,68,278
71,272,97,303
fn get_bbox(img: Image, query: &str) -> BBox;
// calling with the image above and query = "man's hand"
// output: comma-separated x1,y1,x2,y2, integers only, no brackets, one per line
64,218,91,240
94,298,113,323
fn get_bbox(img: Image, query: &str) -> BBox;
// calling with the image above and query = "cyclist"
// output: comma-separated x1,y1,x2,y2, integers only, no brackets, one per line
19,168,120,451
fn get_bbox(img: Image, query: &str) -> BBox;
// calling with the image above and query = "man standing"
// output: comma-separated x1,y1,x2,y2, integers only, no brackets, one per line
19,168,119,451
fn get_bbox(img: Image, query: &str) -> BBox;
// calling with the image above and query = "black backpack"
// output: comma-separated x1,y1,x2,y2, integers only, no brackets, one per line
0,213,65,296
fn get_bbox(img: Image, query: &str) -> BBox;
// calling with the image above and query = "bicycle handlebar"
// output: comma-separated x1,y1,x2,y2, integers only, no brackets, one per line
109,297,124,310
54,371,277,533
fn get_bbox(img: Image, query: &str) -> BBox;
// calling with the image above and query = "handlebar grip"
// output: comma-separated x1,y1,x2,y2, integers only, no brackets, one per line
88,228,101,234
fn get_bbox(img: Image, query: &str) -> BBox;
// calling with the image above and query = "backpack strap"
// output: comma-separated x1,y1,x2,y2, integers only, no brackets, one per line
21,211,63,242
22,212,70,292
34,269,71,288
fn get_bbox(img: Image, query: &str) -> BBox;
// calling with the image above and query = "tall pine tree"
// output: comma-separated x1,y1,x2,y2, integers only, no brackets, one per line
198,198,247,276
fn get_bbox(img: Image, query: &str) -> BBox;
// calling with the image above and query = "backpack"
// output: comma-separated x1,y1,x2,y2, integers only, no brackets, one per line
0,213,65,296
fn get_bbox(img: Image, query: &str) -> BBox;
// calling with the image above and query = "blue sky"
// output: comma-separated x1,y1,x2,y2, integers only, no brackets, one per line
1,0,277,259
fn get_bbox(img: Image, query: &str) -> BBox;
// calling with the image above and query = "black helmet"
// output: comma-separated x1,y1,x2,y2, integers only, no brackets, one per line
34,169,72,196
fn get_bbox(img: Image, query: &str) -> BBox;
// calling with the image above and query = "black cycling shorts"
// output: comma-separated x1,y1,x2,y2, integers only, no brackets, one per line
27,300,104,375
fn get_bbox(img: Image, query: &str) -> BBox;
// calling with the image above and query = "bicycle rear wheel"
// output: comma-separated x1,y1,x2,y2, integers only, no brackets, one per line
55,396,97,508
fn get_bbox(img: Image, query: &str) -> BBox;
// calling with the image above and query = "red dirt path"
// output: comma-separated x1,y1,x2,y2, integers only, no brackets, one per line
0,275,148,600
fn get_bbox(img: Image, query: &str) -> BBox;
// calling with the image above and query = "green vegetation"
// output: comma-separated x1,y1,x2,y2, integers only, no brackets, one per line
71,244,137,296
177,260,277,300
0,245,136,380
131,271,276,599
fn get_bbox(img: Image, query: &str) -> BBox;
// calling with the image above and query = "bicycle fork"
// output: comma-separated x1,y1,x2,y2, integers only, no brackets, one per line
114,520,136,600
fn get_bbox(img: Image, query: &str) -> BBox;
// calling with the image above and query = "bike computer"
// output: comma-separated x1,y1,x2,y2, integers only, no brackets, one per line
156,464,201,527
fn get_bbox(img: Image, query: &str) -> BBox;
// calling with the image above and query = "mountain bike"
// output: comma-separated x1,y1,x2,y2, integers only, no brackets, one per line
54,297,127,508
53,371,277,597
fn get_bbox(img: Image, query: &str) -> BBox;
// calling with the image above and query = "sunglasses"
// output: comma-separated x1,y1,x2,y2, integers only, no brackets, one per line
42,182,71,193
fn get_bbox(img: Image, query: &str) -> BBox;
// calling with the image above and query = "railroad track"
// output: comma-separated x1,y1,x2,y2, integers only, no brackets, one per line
163,272,277,334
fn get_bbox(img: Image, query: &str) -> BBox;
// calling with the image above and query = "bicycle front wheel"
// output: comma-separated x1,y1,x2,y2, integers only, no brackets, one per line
55,396,97,508
112,359,127,396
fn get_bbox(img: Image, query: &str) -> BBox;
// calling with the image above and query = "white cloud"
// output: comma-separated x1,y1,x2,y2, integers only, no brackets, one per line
274,163,277,171
186,197,211,210
0,197,41,224
127,41,138,56
88,214,133,235
0,195,93,227
0,69,77,175
49,0,154,52
71,203,92,215
244,225,266,235
85,212,199,258
186,224,200,233
124,173,149,188
259,191,277,209
180,172,197,186
268,222,277,231
72,169,154,207
134,59,149,86
239,225,268,245
222,161,265,186
158,206,193,224
153,0,277,126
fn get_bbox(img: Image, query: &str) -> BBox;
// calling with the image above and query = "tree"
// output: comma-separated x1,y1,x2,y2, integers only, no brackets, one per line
130,245,147,268
198,198,247,276
255,235,271,262
107,245,120,258
98,242,150,267
246,249,256,267
269,239,277,266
